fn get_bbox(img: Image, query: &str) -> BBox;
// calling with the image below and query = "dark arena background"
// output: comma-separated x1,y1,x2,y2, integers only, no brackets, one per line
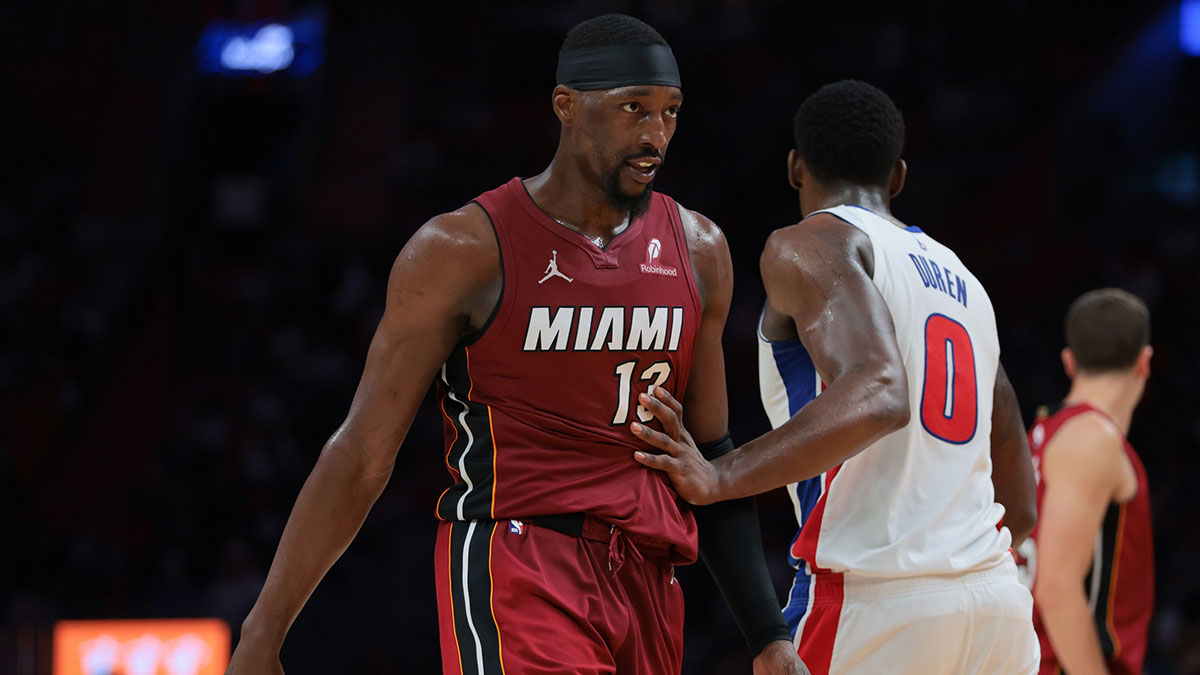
4,1,1200,673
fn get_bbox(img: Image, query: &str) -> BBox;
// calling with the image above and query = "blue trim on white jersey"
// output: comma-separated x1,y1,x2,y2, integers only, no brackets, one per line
788,481,824,568
766,336,826,568
770,337,817,417
782,566,813,638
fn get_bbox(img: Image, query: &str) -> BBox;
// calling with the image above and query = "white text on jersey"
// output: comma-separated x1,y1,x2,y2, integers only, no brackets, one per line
522,306,685,352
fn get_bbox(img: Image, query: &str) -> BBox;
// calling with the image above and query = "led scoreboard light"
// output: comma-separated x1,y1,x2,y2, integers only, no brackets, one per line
53,619,230,675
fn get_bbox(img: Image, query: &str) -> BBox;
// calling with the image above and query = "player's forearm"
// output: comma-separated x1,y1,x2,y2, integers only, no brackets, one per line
241,436,394,647
991,436,1036,547
715,374,908,500
1035,581,1109,675
989,365,1036,547
694,497,791,654
1003,511,1035,550
993,471,1036,548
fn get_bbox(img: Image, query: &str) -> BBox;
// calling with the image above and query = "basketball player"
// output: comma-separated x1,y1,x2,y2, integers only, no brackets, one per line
226,14,805,675
632,80,1039,673
1020,289,1154,675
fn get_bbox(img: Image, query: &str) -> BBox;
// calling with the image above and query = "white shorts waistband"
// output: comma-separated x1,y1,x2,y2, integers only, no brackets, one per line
829,555,1020,603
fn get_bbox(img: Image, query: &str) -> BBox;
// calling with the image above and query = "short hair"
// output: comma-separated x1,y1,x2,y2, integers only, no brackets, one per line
1065,288,1151,373
793,80,905,187
560,14,667,54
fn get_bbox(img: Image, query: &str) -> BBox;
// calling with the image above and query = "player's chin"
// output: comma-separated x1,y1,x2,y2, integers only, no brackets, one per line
617,174,653,197
621,184,651,200
603,169,654,215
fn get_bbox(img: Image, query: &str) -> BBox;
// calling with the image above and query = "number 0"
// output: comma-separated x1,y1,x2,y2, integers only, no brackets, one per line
920,314,978,444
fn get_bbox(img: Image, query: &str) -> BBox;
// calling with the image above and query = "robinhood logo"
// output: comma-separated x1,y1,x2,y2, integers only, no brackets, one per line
640,238,678,276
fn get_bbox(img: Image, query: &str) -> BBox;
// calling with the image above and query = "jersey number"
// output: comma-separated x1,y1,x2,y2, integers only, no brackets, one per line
612,360,673,425
920,314,978,444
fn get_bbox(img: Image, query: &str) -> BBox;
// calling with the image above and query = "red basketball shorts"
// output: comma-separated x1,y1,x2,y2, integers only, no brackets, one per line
434,517,685,675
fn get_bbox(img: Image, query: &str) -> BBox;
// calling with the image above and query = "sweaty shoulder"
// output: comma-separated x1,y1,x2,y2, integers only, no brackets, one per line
675,203,727,266
407,202,498,259
674,202,731,313
761,212,873,292
395,202,501,334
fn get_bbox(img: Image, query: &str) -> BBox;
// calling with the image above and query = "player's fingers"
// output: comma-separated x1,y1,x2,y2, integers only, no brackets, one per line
633,449,676,471
652,386,685,419
631,421,681,455
638,392,684,438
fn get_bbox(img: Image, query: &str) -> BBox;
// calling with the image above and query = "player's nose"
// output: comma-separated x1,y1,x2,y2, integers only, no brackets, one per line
638,116,669,152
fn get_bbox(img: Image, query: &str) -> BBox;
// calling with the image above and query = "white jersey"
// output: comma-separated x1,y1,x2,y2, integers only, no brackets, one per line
759,204,1011,578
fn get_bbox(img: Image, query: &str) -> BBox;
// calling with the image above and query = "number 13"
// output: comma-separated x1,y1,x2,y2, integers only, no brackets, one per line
612,360,673,425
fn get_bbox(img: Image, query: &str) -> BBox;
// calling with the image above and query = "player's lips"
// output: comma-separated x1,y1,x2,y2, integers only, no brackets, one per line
625,158,660,183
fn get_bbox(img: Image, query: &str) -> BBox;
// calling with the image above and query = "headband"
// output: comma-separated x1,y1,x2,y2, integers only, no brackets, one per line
555,45,682,91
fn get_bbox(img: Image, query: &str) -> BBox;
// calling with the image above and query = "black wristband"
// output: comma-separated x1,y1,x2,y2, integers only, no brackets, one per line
696,431,736,460
694,492,792,655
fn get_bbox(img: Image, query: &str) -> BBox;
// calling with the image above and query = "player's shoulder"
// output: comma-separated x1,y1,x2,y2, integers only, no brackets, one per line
668,200,731,311
1053,408,1125,445
1042,409,1127,476
391,203,500,284
762,213,869,275
408,202,497,255
670,199,730,266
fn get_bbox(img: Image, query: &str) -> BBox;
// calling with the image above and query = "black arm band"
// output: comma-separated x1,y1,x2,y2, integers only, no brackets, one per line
693,435,791,654
696,432,736,461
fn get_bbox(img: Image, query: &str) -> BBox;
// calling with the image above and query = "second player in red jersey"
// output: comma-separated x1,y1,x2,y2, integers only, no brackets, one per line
1018,288,1155,675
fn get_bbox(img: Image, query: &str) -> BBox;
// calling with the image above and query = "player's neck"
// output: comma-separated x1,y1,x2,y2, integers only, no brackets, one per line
524,161,630,236
804,185,899,226
1065,373,1143,435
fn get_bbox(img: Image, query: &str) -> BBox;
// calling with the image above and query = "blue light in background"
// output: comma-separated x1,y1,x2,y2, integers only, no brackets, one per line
197,19,324,77
221,24,293,72
1183,0,1200,55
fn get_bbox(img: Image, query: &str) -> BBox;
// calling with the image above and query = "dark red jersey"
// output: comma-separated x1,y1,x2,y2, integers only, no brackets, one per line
1025,403,1154,675
434,177,702,561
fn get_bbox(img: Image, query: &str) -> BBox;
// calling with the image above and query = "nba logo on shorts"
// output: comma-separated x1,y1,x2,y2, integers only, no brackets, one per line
509,519,524,535
640,238,678,277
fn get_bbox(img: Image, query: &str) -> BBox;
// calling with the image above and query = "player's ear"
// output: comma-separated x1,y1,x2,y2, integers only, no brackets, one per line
787,149,802,191
553,85,576,126
1061,348,1077,379
889,159,907,199
1135,345,1153,378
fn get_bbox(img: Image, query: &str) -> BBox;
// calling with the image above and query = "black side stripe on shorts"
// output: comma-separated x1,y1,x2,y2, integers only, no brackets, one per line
448,520,504,675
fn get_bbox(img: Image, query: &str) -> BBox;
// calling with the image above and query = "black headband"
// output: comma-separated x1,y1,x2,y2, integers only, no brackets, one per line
555,45,682,91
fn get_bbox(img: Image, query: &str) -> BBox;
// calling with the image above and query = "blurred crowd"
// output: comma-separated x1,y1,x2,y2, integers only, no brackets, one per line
4,1,1199,673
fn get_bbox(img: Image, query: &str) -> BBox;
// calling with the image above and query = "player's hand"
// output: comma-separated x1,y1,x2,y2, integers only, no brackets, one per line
752,639,811,675
630,387,723,505
225,639,284,675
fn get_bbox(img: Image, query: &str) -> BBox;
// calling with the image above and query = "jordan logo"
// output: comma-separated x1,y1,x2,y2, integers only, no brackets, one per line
539,250,573,284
